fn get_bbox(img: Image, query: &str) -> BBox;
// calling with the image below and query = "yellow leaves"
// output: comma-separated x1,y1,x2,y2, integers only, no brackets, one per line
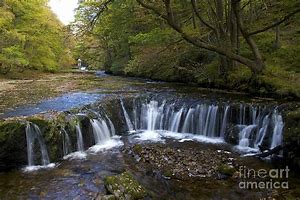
0,7,14,28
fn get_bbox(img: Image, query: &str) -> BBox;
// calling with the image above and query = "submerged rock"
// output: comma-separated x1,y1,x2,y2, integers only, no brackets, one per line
104,172,147,200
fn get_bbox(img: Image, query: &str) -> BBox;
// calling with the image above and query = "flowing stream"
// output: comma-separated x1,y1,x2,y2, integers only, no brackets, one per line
0,74,288,199
121,99,284,152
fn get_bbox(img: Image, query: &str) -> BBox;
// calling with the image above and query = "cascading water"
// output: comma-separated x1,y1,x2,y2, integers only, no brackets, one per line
254,115,270,148
61,129,72,156
238,125,257,147
75,124,84,151
120,99,135,132
120,99,284,152
25,122,50,166
270,112,284,149
220,105,230,138
90,118,113,144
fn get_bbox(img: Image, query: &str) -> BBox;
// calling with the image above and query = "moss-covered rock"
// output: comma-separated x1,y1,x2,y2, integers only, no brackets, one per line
283,105,300,169
104,172,147,200
132,144,143,155
217,164,236,177
0,120,27,171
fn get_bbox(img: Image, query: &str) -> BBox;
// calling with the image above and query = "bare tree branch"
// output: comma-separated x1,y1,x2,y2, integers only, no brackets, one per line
190,0,216,32
249,7,300,36
136,0,257,71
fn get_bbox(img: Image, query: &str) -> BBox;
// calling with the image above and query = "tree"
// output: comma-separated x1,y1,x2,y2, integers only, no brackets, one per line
0,0,75,74
135,0,300,76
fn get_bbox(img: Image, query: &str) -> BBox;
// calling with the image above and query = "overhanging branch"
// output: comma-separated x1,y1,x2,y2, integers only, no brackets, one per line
249,8,300,36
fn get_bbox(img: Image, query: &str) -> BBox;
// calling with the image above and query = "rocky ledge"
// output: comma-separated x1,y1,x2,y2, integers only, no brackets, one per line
124,142,238,181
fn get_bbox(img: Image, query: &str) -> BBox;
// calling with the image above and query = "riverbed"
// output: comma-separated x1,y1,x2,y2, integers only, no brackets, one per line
0,71,299,200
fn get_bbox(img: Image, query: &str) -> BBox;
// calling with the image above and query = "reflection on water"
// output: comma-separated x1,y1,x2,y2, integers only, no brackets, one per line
0,92,103,118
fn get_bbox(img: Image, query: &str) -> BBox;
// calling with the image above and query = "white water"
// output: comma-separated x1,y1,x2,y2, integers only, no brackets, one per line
132,130,224,144
254,115,270,148
23,163,56,172
121,99,284,153
88,136,124,153
25,122,50,166
63,151,87,160
61,129,72,156
238,125,257,147
270,112,284,149
90,119,111,144
120,99,135,132
76,124,84,152
220,106,230,138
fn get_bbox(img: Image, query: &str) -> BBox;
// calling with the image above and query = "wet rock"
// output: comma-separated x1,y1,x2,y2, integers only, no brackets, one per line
283,106,300,170
104,171,147,200
125,143,237,181
0,120,27,170
132,144,143,155
95,194,116,200
217,164,236,177
224,125,240,145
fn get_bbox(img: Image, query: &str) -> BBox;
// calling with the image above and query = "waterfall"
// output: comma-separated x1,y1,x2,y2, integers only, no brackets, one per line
270,112,284,149
170,108,184,132
203,106,212,136
76,124,84,151
220,106,230,138
120,99,134,132
254,115,270,148
197,104,208,135
25,122,50,166
238,125,257,147
61,129,72,156
90,119,112,144
207,106,218,137
181,108,195,133
251,106,257,124
119,99,284,153
106,116,116,136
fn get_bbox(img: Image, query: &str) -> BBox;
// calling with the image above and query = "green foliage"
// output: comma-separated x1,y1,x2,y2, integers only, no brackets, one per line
74,0,300,98
0,0,74,74
258,65,300,97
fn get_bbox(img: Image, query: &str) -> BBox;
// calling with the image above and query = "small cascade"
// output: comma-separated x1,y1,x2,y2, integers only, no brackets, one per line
106,116,116,136
270,112,284,149
207,106,218,137
120,99,135,132
181,108,195,133
90,119,112,144
254,115,270,148
61,129,72,156
238,125,257,147
75,124,84,152
170,108,184,132
25,122,50,166
120,98,285,153
220,106,230,138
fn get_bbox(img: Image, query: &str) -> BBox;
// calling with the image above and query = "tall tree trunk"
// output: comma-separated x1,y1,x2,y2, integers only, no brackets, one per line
233,0,264,74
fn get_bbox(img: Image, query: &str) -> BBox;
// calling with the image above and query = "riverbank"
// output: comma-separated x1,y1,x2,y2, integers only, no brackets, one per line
0,70,143,115
1,69,298,117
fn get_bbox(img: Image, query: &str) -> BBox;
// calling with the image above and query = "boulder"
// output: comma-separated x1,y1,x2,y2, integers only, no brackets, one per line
104,172,147,200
